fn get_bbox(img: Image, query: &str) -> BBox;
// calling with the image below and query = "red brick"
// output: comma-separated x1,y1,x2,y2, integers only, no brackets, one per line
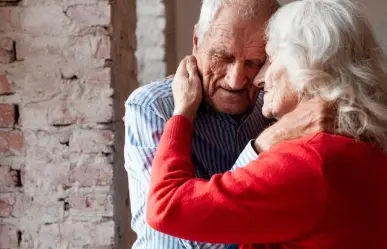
0,37,15,64
71,159,113,187
95,36,110,59
0,48,15,63
68,193,113,217
0,224,18,248
0,130,23,155
0,73,12,94
0,104,15,127
0,7,21,32
0,37,14,51
0,166,19,187
84,68,110,88
101,130,113,142
0,193,15,217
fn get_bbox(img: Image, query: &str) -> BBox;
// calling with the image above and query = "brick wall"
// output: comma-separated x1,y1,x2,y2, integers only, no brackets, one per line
0,0,117,248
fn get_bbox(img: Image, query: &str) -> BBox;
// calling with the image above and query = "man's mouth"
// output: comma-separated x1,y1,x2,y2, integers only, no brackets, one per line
221,88,246,94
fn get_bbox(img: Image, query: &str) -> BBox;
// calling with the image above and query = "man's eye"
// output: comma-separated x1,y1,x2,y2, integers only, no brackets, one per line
245,60,263,68
214,54,233,61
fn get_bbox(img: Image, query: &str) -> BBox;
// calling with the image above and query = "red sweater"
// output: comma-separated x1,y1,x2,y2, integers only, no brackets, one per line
147,115,387,249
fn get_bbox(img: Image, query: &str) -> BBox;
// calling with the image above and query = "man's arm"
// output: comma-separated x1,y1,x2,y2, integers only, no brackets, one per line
125,102,228,249
125,102,188,249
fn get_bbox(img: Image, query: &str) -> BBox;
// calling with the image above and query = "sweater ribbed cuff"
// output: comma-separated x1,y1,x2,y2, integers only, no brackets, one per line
165,115,194,145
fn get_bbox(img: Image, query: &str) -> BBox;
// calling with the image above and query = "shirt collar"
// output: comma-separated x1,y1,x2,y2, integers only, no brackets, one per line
198,95,261,127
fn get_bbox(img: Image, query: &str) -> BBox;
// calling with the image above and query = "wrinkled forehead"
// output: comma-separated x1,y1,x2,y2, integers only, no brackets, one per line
204,6,269,55
206,21,267,58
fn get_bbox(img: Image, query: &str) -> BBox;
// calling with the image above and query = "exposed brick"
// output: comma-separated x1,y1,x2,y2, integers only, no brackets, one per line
0,130,23,155
95,35,110,59
0,72,13,94
23,154,112,192
0,7,21,32
0,193,16,217
84,68,110,88
20,196,64,224
21,67,61,104
60,220,113,247
0,37,14,51
22,129,70,163
23,162,71,191
68,192,113,218
70,155,113,187
75,246,112,249
21,6,70,36
0,48,16,64
21,100,113,128
36,223,62,249
0,0,132,247
0,224,18,248
0,36,16,64
0,104,16,127
0,166,19,187
65,3,110,29
95,220,114,245
70,129,113,154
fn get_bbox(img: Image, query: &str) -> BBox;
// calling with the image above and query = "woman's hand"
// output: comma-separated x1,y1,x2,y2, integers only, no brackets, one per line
255,97,334,152
172,56,202,123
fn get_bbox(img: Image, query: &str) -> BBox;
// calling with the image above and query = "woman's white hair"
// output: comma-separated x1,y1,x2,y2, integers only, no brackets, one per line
266,0,387,152
197,0,279,43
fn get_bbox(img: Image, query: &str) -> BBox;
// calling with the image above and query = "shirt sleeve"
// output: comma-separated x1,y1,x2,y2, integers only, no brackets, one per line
125,103,229,249
147,115,327,244
231,140,259,171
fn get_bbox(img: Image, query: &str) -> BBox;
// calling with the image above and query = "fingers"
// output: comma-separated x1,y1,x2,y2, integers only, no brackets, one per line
186,56,200,83
176,57,189,78
186,56,198,75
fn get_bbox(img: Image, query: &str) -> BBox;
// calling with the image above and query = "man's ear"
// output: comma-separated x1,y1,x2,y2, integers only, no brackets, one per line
192,24,199,55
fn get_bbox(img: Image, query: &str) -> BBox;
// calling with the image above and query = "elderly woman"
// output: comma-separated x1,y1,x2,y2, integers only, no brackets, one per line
146,0,387,248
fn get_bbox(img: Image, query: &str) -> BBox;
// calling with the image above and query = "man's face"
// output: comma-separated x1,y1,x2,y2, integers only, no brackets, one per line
193,6,269,115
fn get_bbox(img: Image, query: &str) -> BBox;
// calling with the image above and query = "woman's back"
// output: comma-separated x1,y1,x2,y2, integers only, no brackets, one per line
282,133,387,249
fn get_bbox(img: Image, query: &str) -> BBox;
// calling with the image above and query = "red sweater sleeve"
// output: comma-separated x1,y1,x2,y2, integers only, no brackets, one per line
147,115,327,244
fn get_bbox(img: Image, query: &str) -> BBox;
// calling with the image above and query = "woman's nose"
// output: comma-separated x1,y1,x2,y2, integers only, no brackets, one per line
253,60,270,88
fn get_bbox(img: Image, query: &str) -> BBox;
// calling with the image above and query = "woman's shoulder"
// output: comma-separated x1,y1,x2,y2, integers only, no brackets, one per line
288,132,386,163
302,132,377,150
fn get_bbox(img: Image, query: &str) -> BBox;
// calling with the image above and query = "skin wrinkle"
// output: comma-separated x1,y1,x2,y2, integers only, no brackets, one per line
193,3,275,115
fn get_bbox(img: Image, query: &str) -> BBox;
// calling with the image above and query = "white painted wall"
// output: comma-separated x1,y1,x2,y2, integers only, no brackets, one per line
174,0,387,66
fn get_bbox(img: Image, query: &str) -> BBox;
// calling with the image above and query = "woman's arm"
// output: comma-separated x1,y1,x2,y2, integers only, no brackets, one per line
147,115,327,244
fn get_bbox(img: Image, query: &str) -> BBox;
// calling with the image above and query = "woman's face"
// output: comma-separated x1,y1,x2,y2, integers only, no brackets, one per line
255,50,300,120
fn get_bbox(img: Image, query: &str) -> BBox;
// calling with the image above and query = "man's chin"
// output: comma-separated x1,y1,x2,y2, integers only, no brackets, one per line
212,103,250,115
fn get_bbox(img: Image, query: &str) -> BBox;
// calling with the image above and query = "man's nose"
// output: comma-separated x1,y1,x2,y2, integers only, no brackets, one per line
253,60,270,89
225,61,247,90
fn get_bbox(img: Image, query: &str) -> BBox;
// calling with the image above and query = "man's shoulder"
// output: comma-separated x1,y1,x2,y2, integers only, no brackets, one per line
127,78,173,105
125,78,174,119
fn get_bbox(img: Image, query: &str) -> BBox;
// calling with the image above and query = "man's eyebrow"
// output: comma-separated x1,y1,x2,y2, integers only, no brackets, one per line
208,48,233,57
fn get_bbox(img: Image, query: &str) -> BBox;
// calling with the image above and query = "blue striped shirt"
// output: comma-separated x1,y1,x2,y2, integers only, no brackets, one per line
124,78,270,249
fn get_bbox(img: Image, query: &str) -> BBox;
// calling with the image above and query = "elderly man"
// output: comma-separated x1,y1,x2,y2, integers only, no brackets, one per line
124,0,328,249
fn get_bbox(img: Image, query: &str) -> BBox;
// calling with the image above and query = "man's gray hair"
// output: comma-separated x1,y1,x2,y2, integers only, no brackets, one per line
197,0,279,44
266,0,387,152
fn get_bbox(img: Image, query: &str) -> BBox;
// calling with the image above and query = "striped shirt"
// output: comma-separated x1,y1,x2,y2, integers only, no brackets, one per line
124,78,270,249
